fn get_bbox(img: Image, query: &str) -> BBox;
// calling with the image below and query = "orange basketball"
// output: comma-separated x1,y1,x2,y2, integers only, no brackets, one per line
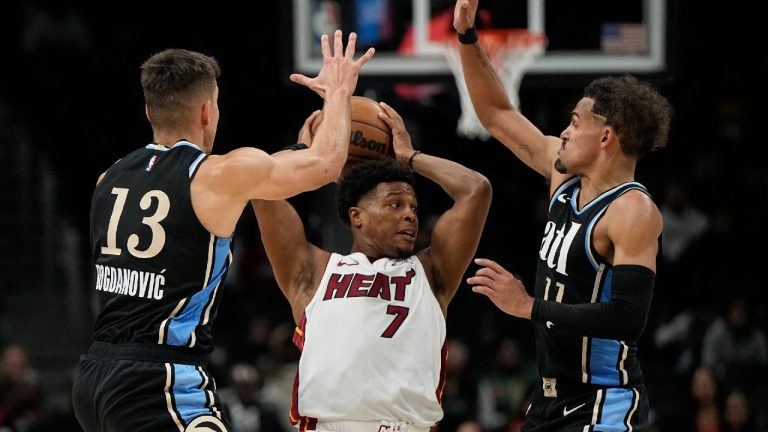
347,96,394,164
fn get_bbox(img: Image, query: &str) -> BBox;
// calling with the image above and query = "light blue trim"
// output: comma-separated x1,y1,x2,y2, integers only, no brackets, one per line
548,177,579,212
600,268,613,302
585,206,610,271
589,338,621,385
572,181,646,216
172,364,212,423
166,236,231,346
189,153,207,178
144,141,202,152
594,387,636,431
588,268,620,385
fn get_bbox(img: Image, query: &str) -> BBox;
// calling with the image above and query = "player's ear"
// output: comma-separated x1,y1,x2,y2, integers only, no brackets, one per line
144,105,152,122
601,128,611,144
349,207,363,228
201,100,211,126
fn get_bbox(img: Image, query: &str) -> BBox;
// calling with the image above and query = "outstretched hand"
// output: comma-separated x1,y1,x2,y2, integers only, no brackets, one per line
297,110,322,146
467,258,534,319
290,30,375,99
453,0,478,34
377,102,414,163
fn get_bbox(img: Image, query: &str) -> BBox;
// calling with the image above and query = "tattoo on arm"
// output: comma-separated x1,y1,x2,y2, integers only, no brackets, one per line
473,46,505,89
518,144,533,160
472,44,535,162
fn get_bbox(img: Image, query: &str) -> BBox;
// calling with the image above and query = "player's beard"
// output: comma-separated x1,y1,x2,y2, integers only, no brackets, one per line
554,158,568,174
394,244,415,258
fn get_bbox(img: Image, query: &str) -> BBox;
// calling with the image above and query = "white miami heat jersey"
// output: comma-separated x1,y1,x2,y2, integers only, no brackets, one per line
291,252,447,429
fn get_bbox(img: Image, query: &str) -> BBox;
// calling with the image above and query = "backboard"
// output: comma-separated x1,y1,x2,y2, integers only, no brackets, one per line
291,0,667,76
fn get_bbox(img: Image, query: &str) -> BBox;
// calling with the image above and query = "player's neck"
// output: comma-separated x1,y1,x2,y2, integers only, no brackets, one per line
579,156,636,200
350,243,385,263
153,130,201,149
579,172,635,204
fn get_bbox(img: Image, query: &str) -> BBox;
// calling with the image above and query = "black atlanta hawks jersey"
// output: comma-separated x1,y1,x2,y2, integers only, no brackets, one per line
89,141,232,353
534,176,653,388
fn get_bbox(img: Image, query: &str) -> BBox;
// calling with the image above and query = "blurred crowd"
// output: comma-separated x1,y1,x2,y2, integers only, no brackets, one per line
1,1,766,431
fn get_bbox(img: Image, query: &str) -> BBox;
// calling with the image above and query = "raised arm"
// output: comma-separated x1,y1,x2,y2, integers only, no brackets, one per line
453,0,561,178
378,102,492,314
236,30,375,200
250,198,329,324
249,113,333,324
192,31,373,237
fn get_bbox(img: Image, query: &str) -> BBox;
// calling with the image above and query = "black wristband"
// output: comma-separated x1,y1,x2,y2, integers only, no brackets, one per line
283,142,309,151
457,26,478,44
408,151,422,169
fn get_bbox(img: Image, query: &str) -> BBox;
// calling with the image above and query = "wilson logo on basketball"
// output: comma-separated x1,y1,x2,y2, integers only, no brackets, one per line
350,130,388,155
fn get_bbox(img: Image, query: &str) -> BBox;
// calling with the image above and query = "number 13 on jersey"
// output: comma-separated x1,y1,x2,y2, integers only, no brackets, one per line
101,187,170,259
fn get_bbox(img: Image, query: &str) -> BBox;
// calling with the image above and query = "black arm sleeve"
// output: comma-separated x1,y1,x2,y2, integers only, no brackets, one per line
531,265,655,340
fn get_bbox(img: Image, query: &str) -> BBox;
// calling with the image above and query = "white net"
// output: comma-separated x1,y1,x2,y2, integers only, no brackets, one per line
443,30,546,140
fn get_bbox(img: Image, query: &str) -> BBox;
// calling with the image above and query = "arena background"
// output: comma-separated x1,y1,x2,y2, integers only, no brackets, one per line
0,1,765,431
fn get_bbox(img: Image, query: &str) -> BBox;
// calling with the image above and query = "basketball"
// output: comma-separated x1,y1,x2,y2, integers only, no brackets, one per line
348,96,394,164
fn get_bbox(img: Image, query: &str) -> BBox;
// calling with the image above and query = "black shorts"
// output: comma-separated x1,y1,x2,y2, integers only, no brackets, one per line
72,342,230,432
522,381,649,432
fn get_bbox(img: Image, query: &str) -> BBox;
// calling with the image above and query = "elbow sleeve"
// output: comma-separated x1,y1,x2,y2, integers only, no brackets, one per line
532,265,655,340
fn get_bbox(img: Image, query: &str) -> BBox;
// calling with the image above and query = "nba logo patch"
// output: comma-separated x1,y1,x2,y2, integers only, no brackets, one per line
146,155,157,172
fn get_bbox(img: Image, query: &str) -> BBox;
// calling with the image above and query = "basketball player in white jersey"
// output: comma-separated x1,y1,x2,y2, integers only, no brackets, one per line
251,103,492,432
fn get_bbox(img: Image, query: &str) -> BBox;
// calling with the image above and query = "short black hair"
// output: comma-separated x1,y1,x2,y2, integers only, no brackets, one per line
336,159,416,225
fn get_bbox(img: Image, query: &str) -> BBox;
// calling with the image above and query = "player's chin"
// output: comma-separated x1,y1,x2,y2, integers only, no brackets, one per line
394,243,416,257
554,158,568,174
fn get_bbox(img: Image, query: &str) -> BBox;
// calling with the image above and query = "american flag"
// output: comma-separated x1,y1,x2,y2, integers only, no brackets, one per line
601,23,648,54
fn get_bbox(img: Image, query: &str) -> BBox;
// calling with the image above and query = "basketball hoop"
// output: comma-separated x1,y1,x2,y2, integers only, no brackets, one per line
443,29,547,140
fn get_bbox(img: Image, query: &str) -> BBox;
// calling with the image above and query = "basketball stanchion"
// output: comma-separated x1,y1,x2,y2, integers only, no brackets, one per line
443,29,546,140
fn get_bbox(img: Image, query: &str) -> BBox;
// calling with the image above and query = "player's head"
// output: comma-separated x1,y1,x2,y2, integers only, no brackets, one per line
583,75,672,158
141,49,221,151
336,159,418,258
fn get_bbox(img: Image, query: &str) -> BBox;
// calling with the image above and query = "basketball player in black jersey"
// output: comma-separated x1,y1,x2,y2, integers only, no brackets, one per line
72,31,374,432
453,1,672,430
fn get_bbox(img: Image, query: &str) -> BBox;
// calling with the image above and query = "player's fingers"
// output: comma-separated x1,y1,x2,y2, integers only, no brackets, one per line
467,275,494,288
333,30,343,57
461,2,473,27
344,32,358,58
356,47,376,66
291,76,325,98
302,110,321,129
319,34,331,60
376,103,394,123
472,268,498,281
471,285,495,300
289,74,310,86
473,261,500,278
378,102,401,121
290,75,325,98
474,258,505,275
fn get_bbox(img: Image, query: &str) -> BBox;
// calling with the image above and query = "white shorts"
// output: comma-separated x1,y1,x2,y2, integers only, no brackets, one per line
304,420,430,432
